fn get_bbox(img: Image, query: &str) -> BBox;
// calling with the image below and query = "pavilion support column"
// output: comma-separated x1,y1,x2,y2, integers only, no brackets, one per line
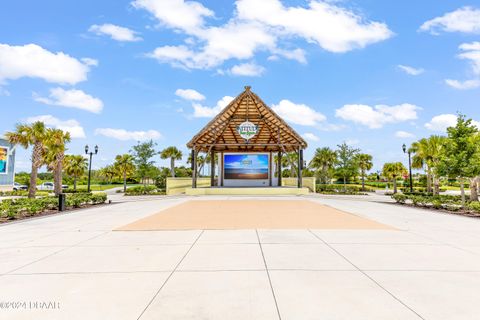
191,149,197,188
298,148,303,188
277,151,282,187
220,151,224,187
269,151,273,187
210,150,215,187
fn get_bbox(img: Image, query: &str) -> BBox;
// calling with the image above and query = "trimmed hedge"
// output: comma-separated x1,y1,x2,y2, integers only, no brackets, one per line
0,193,107,220
125,185,165,196
316,184,375,194
0,190,50,197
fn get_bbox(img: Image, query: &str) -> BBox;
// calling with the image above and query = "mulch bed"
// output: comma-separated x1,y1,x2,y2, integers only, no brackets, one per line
0,203,112,225
389,202,480,218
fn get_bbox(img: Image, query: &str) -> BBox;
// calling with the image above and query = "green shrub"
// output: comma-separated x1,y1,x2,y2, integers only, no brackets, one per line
392,194,407,204
125,185,165,196
467,202,480,213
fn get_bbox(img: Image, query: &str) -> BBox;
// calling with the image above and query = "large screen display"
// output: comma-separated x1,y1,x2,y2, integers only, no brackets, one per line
224,154,269,180
0,147,7,174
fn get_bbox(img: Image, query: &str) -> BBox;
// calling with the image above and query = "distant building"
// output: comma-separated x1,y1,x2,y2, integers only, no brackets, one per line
0,137,16,191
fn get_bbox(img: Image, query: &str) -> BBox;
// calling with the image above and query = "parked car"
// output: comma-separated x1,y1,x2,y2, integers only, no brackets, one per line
37,182,68,191
13,182,28,191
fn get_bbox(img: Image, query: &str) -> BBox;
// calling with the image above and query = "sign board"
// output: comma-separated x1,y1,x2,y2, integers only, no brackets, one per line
237,121,258,140
0,146,8,174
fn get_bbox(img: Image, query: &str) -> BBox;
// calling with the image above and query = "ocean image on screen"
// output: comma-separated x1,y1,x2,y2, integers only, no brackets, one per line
0,147,7,174
224,154,269,179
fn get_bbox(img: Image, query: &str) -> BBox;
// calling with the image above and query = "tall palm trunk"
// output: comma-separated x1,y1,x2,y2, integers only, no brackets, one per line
361,169,366,191
54,152,64,196
470,177,479,201
426,167,432,193
170,158,175,177
433,175,440,195
28,142,42,198
343,176,347,192
393,176,398,194
123,171,127,193
73,176,77,191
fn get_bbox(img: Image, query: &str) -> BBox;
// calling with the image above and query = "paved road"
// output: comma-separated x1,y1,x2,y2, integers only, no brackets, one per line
1,195,480,320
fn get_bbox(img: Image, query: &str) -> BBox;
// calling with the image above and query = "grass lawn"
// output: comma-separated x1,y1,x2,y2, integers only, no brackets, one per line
74,184,124,191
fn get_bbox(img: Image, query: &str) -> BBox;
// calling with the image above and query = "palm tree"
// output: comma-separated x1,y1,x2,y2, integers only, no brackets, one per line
43,128,71,196
5,121,48,198
99,165,116,184
160,146,183,177
309,147,337,184
355,153,373,191
114,154,135,192
64,155,87,191
382,162,407,194
282,152,298,177
411,136,446,194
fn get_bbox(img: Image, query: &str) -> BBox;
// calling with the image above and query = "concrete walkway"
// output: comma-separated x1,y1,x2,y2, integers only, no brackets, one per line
1,195,480,319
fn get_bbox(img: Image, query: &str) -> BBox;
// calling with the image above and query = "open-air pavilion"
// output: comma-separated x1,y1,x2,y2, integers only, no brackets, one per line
186,86,309,195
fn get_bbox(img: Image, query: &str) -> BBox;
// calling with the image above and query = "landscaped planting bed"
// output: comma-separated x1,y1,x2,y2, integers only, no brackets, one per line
392,193,480,217
124,185,165,196
316,184,374,195
0,193,108,223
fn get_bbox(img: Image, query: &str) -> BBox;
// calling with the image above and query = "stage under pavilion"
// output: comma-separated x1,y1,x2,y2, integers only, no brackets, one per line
184,86,311,196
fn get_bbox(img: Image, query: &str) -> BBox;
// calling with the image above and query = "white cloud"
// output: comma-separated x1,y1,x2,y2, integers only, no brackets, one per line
138,0,392,71
132,0,214,33
398,65,424,76
0,43,93,85
33,88,103,113
230,62,265,76
89,23,142,42
95,128,162,141
81,58,99,66
25,115,86,138
175,88,205,101
192,96,234,118
272,100,326,126
445,42,480,90
458,41,480,75
236,0,393,53
425,114,457,132
302,133,319,142
335,103,420,129
395,131,415,138
420,7,480,34
445,79,480,90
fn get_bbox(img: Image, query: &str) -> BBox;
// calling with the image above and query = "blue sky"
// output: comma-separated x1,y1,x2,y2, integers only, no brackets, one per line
1,0,480,172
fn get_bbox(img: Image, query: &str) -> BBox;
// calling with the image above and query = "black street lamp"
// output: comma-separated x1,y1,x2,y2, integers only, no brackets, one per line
402,143,413,193
85,145,98,193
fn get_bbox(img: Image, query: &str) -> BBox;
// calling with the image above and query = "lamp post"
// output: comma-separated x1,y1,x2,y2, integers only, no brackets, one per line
85,145,98,193
402,143,413,193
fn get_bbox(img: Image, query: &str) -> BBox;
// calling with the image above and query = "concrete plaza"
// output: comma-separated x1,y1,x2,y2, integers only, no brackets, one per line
1,195,480,319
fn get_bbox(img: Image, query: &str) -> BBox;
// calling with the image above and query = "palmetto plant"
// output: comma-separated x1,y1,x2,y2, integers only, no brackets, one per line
309,147,337,184
356,153,373,192
64,155,87,191
5,121,48,198
410,135,446,194
160,146,183,177
382,162,407,194
43,128,71,196
114,154,135,192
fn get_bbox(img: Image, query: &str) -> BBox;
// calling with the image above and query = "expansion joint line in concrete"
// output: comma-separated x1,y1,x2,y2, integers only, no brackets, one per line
307,229,426,320
255,229,282,320
1,230,110,277
136,230,204,320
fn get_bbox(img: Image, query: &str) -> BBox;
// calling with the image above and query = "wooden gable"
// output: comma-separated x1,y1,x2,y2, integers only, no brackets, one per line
187,86,307,153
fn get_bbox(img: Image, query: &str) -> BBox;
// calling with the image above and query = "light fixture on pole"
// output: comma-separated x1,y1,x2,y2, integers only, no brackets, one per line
402,143,413,193
85,144,98,193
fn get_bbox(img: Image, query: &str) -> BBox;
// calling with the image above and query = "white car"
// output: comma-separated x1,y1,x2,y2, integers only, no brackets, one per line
37,182,68,191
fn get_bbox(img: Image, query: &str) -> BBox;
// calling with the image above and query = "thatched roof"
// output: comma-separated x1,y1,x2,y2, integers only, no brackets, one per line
187,86,307,152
